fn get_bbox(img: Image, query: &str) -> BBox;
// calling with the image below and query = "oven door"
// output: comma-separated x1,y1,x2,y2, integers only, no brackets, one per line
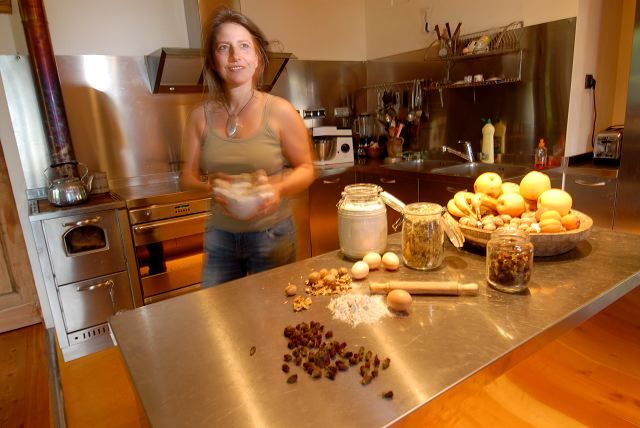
131,212,211,301
43,210,126,286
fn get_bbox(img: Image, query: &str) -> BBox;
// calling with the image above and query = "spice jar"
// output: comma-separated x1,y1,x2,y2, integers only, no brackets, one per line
338,183,387,259
401,202,446,270
486,227,534,293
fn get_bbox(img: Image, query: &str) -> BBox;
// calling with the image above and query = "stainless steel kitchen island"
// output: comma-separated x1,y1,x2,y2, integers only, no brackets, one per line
109,228,640,427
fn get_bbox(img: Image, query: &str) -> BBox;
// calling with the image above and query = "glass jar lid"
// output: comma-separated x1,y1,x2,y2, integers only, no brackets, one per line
490,226,531,242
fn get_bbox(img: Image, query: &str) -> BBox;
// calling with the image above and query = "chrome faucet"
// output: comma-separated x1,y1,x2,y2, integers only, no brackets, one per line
441,141,474,162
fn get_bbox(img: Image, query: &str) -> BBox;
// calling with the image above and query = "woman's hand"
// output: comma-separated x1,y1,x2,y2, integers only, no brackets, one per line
254,184,280,218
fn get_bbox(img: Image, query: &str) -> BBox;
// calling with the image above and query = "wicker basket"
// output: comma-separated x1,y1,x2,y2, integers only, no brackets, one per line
459,210,593,257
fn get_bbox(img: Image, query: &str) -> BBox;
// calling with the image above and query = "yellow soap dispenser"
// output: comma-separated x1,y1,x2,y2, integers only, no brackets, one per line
481,119,495,163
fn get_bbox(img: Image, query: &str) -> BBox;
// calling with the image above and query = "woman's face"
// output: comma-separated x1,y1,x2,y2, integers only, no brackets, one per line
214,22,260,88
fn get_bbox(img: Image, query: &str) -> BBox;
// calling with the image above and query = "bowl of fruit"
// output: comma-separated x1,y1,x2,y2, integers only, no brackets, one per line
446,170,593,256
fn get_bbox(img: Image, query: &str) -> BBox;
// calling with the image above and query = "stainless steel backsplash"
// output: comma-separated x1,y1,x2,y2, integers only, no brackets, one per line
0,18,574,195
366,18,576,162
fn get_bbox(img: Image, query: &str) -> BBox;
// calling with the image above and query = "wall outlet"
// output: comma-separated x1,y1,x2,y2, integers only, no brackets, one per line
585,74,596,89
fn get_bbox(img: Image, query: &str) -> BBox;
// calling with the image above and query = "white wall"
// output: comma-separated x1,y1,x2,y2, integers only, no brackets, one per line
0,15,16,54
43,0,188,55
365,0,579,60
242,0,367,61
2,0,367,60
565,0,634,156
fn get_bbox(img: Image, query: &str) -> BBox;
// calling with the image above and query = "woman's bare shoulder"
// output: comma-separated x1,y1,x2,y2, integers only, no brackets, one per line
268,94,298,117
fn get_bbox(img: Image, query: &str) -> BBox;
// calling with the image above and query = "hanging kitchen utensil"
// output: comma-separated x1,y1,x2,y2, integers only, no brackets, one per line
415,80,423,120
407,80,417,122
452,22,462,55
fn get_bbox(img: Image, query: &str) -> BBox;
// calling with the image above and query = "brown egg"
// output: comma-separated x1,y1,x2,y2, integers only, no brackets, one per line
362,252,382,270
386,289,412,312
351,261,370,279
381,252,400,270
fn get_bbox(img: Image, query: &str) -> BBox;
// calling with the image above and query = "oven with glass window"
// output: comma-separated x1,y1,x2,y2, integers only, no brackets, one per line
30,195,140,361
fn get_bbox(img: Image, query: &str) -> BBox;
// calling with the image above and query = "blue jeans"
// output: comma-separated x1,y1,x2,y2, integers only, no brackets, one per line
201,217,296,287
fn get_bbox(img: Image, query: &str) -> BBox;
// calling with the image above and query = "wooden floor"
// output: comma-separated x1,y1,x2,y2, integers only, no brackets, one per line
0,321,50,428
2,287,639,427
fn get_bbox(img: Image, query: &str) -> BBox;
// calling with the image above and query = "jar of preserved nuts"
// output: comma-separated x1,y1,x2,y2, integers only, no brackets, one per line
401,202,447,270
486,227,534,293
338,183,387,259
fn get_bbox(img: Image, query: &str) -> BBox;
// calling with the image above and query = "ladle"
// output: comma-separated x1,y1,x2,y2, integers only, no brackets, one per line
407,80,417,122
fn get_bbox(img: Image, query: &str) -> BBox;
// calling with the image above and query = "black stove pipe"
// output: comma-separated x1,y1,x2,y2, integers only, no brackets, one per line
19,0,76,168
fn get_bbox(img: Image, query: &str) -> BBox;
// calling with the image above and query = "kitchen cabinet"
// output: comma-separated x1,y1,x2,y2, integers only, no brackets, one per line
308,171,356,256
356,171,419,232
564,173,617,229
419,177,472,206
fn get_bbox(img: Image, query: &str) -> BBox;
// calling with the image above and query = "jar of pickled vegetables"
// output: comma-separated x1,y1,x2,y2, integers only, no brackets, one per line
486,227,534,293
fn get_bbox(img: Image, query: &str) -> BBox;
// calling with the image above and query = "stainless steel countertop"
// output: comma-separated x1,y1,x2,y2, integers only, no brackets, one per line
28,192,126,221
110,229,640,427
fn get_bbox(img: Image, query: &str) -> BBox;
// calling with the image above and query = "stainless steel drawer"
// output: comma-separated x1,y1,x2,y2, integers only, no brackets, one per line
57,271,133,333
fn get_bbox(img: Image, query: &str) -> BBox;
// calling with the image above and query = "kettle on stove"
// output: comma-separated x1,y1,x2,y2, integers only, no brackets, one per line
44,161,94,206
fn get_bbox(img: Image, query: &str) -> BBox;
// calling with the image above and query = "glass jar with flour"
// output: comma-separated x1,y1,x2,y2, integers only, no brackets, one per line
337,183,387,259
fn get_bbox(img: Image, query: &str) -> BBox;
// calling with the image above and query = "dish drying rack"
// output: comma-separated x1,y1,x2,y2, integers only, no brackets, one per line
448,20,524,59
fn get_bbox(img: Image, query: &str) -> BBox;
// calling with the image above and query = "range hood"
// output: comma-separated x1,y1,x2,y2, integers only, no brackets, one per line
145,48,292,94
145,0,292,94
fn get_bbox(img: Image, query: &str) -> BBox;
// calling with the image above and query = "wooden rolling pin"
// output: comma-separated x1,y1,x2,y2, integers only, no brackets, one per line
370,281,479,296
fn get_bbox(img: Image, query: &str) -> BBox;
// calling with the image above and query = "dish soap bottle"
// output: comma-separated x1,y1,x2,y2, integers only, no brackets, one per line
494,119,507,159
534,138,548,170
481,119,495,163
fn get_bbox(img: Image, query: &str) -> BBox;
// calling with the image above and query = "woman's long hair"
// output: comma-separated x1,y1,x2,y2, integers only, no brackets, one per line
202,7,269,102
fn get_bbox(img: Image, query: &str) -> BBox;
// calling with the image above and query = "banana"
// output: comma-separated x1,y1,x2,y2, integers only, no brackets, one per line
454,191,476,220
480,195,498,212
471,192,484,220
447,198,466,218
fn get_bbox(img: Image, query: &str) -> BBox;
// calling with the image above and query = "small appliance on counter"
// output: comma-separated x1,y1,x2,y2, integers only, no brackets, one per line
593,125,623,165
312,126,354,167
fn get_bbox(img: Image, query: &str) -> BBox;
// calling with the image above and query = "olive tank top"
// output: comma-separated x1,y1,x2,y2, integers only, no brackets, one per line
200,94,291,232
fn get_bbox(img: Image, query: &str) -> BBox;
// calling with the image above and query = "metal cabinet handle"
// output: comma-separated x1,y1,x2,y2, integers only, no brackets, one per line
76,279,114,292
322,178,341,184
574,179,606,187
63,216,101,227
380,178,396,184
132,212,212,233
77,279,116,311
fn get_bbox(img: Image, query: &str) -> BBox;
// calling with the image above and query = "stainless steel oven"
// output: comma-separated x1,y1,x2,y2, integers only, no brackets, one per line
30,193,140,361
128,197,212,303
42,210,126,285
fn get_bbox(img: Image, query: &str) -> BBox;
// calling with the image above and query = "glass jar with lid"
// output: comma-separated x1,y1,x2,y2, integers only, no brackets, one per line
337,183,387,259
401,202,447,270
486,227,534,293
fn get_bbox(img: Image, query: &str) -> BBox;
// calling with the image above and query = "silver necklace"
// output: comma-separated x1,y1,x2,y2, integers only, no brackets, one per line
223,90,254,138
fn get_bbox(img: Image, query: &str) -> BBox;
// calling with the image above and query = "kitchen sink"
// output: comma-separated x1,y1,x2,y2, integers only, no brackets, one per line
430,162,531,179
381,159,462,172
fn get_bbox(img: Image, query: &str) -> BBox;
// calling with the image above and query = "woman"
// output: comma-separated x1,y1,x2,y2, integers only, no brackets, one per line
181,8,315,287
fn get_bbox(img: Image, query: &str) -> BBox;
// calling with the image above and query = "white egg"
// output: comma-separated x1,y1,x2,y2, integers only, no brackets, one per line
351,261,370,279
381,252,400,271
362,252,382,270
386,289,412,312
